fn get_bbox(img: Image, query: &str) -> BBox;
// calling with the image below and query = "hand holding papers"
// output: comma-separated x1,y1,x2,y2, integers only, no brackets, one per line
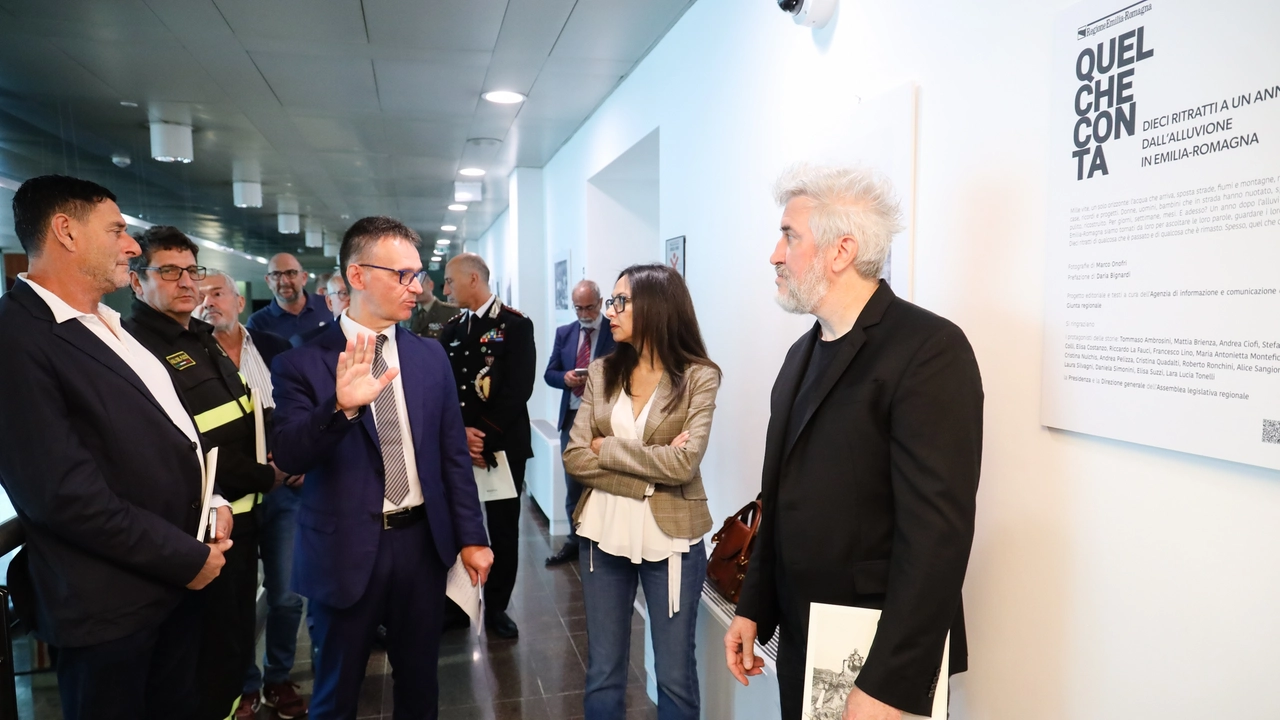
445,546,494,635
802,603,949,720
473,450,517,502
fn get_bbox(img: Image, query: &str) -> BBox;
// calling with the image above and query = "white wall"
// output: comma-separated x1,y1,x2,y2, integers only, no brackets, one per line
496,0,1280,717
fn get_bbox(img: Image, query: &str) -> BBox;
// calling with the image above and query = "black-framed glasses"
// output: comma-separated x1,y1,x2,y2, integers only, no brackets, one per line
141,265,207,281
266,269,301,281
358,264,428,287
604,294,630,313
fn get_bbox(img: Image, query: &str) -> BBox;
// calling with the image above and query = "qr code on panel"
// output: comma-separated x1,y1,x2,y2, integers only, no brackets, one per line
1264,420,1280,445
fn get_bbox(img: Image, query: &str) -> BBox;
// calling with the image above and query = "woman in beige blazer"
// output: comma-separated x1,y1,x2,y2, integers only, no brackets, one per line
563,263,720,720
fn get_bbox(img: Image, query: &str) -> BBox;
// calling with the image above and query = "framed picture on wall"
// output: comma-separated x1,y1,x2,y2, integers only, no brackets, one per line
665,235,686,277
554,259,569,310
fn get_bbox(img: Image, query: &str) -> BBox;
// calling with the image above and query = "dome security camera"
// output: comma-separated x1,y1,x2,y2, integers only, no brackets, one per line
777,0,836,28
111,153,131,168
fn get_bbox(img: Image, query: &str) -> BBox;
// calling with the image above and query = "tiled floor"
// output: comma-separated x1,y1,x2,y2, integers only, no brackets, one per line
14,497,658,719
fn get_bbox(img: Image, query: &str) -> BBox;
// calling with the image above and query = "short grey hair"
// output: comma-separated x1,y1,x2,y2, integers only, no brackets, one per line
773,163,903,280
204,269,241,297
573,279,601,300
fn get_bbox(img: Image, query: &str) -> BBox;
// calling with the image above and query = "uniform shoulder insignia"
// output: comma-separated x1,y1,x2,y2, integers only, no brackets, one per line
447,311,466,323
502,305,527,318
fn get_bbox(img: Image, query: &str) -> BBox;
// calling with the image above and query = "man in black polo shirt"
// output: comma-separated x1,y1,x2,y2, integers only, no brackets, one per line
124,226,283,720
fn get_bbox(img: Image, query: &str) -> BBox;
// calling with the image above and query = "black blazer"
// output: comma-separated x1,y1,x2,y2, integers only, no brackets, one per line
0,282,210,648
736,281,983,716
248,327,291,367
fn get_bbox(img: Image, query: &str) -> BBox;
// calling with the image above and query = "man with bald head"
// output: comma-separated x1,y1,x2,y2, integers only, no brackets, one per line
246,253,330,340
542,279,615,565
440,253,536,639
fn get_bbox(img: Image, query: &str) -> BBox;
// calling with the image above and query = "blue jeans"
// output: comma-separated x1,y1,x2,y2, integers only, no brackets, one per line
578,538,705,720
243,486,306,692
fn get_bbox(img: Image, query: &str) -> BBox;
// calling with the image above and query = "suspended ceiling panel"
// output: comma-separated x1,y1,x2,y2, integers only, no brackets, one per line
0,0,697,266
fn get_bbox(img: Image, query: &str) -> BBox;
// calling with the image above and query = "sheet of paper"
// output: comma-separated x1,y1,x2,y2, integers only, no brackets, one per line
801,602,949,719
473,450,517,502
196,447,219,542
445,555,482,635
251,389,267,465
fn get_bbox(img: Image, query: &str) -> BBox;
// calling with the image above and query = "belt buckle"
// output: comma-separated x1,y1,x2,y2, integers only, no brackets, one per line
382,511,393,530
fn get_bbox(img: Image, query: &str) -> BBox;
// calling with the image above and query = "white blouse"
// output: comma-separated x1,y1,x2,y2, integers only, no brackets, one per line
577,389,690,617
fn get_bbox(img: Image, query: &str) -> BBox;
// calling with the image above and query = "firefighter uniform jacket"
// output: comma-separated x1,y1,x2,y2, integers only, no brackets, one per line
124,300,274,510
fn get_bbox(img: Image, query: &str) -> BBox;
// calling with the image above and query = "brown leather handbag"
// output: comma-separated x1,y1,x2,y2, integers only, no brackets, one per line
706,495,762,604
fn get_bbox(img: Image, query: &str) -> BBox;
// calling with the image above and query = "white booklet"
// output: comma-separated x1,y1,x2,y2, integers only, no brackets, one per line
444,555,483,635
195,447,219,542
251,389,267,465
473,450,517,502
802,603,949,720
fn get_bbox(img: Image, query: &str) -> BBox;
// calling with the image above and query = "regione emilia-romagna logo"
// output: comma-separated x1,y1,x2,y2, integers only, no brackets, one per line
1071,1,1155,181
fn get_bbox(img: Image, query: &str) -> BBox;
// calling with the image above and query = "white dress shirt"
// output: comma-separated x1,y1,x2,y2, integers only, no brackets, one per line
568,315,604,411
18,275,227,507
236,325,274,410
338,312,424,512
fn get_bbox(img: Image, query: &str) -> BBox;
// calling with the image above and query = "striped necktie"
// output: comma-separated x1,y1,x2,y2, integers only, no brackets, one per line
370,334,411,505
573,327,593,397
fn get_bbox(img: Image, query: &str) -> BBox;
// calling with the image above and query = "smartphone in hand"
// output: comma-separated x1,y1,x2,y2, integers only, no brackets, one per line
573,368,588,376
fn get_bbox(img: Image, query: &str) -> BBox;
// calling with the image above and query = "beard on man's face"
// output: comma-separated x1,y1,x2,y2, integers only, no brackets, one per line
773,260,829,315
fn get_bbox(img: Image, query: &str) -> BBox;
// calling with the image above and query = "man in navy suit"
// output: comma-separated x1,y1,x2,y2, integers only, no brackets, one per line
270,216,492,720
542,279,615,566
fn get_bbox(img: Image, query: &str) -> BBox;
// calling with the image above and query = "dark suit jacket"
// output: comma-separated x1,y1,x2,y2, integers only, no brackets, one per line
544,320,616,430
247,327,290,368
0,281,210,648
735,281,983,716
270,323,489,609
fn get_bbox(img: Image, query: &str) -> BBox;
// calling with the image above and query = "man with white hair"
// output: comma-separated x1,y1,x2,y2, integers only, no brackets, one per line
196,272,309,719
725,164,984,720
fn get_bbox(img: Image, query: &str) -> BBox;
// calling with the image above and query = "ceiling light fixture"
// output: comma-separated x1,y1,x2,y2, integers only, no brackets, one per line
459,168,485,177
454,181,482,203
233,181,263,208
440,225,457,232
120,101,138,108
277,198,300,235
149,121,194,163
305,220,323,249
436,238,450,245
447,203,467,212
481,90,526,104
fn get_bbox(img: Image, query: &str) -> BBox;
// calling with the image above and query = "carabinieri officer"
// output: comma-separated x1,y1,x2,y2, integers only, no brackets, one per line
124,226,282,720
439,253,536,640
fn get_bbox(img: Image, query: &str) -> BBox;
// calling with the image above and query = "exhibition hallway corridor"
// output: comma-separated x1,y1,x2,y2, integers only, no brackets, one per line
15,500,660,720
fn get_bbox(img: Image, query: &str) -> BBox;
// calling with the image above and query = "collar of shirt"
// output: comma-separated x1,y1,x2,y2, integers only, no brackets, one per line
268,292,324,317
418,296,437,313
470,293,497,320
17,273,119,327
339,310,398,356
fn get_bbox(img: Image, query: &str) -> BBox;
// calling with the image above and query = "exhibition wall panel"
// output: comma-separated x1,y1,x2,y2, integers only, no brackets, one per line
484,0,1280,717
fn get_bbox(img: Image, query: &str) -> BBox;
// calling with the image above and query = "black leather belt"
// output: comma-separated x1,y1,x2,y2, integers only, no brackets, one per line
374,504,425,530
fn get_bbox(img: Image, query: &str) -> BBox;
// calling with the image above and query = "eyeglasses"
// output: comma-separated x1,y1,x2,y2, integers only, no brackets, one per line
358,264,428,287
604,294,630,313
573,304,600,313
141,265,207,281
330,290,350,300
266,269,301,281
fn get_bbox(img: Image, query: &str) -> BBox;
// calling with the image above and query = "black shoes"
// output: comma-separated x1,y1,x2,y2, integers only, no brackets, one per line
545,541,580,567
485,611,519,639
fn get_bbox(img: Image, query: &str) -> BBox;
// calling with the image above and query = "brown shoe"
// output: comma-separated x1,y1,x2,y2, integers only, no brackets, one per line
234,692,260,720
262,681,308,719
